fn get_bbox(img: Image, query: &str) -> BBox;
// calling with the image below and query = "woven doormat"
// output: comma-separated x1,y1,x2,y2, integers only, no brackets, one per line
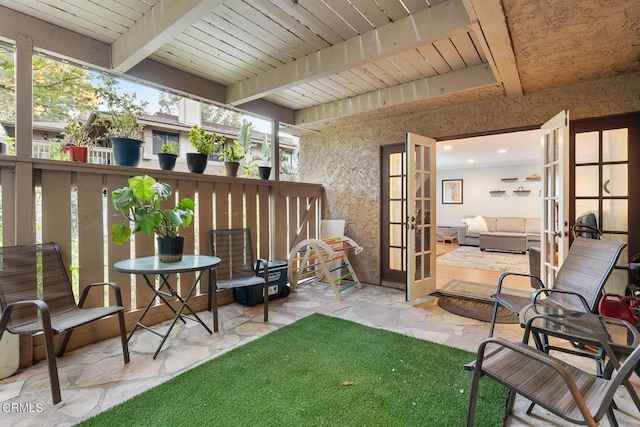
437,296,518,324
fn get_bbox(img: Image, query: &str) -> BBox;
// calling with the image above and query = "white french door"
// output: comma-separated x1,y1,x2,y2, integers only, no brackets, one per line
406,133,437,300
540,111,570,285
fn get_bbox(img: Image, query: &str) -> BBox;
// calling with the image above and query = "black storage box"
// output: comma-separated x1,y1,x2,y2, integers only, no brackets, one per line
234,260,290,306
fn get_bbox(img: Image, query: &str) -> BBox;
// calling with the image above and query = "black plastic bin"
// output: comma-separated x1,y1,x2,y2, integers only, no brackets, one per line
234,260,290,306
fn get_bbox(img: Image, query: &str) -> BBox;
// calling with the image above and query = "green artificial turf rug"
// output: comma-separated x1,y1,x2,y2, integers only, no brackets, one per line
80,313,508,426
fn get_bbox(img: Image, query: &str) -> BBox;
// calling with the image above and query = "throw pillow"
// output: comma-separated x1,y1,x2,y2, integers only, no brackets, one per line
462,215,488,233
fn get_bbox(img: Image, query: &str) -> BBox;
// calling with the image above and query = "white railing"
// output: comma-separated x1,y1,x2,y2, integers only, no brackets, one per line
32,140,113,164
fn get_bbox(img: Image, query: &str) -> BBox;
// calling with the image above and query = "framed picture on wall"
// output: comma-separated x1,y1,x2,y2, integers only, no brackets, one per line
442,179,463,204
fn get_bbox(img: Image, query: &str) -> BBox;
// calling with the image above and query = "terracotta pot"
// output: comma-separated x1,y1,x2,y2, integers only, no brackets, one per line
224,161,240,177
68,146,88,162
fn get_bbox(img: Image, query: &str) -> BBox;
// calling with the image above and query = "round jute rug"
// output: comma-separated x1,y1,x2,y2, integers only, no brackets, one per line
437,296,518,324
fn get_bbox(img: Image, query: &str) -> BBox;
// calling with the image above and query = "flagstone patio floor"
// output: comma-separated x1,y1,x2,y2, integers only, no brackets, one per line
1,282,639,426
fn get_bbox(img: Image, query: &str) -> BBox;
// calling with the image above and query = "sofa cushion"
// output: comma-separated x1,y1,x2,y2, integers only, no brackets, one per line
483,216,497,232
462,215,488,233
496,217,525,233
525,217,541,233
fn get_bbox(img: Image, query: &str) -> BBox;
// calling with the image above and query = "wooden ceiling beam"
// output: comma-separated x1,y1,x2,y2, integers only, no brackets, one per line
112,0,223,72
295,64,497,125
226,0,472,106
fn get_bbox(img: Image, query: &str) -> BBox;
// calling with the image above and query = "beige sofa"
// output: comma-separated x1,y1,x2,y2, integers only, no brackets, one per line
457,216,541,252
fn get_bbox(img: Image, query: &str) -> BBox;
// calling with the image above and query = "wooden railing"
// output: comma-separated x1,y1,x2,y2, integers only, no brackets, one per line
0,156,323,364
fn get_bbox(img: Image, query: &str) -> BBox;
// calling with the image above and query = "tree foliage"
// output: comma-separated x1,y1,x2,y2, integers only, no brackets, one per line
0,46,96,122
157,91,243,126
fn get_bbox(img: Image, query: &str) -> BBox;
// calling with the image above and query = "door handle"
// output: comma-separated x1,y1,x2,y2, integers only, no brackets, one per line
407,216,416,230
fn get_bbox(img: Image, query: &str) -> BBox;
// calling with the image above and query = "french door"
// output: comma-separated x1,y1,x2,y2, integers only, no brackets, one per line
540,111,569,285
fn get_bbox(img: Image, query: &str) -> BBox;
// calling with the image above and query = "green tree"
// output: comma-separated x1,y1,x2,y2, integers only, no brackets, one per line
158,92,180,115
156,92,242,126
0,46,96,122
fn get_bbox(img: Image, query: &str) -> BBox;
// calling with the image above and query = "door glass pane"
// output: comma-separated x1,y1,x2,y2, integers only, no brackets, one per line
390,177,402,199
545,165,556,197
602,199,627,232
389,247,402,270
602,234,628,266
390,224,403,246
603,129,628,162
575,131,599,164
602,164,628,197
389,152,403,175
575,165,599,197
575,200,598,218
390,201,402,222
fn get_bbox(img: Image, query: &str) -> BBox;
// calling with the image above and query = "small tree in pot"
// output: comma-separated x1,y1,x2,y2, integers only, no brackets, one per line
111,175,195,262
61,121,94,162
187,125,222,173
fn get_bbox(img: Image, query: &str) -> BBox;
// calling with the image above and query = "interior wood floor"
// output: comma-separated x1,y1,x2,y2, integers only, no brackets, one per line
435,241,531,292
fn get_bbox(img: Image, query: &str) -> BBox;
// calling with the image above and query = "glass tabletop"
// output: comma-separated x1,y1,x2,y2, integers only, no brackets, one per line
114,255,220,275
520,304,640,353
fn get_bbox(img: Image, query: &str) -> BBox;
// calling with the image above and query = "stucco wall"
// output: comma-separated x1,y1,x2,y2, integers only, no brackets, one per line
299,73,640,286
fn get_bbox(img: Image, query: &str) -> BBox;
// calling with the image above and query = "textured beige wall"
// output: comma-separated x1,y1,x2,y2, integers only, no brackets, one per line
299,73,640,286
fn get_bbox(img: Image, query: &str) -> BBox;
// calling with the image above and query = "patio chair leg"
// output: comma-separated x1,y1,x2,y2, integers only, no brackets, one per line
43,329,62,404
117,311,130,363
263,281,269,323
488,301,499,337
57,329,73,357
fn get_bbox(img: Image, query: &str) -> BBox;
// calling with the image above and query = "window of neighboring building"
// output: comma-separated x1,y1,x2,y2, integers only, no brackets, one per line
152,130,180,155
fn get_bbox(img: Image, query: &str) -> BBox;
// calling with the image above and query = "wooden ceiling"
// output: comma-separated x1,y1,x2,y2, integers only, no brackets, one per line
0,0,638,133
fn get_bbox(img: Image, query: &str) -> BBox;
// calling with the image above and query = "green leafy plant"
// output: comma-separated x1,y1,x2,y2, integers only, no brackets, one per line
161,142,179,155
111,175,195,245
223,140,244,162
188,125,222,155
94,76,148,140
60,121,94,153
260,135,271,165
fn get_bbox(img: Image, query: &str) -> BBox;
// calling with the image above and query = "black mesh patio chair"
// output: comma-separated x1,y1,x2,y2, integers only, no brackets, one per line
489,237,626,338
0,242,129,404
209,229,269,332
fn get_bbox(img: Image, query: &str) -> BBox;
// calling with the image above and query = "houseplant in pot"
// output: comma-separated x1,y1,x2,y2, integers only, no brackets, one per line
95,76,148,167
61,121,94,162
222,140,244,177
157,142,179,171
111,175,195,262
187,125,221,173
257,135,272,180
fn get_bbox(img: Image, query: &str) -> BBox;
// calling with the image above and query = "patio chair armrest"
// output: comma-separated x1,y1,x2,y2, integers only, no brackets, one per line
254,258,269,278
1,300,53,333
524,314,621,368
78,281,124,308
531,289,590,311
497,272,544,294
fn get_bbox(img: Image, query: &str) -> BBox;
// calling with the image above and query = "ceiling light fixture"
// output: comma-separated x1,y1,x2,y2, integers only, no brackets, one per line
443,145,452,150
468,159,474,163
498,149,507,154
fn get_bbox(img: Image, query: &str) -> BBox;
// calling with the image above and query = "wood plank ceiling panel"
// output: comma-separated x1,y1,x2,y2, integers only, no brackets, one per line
387,52,423,80
416,44,452,74
433,38,466,70
226,0,317,56
469,30,488,62
349,0,391,28
266,0,345,45
401,48,438,78
249,0,331,51
401,0,435,14
338,68,383,92
263,93,307,110
315,75,361,99
450,31,483,67
371,0,410,22
359,63,400,87
214,4,301,60
296,0,359,40
372,57,412,84
199,15,291,65
187,21,282,69
295,82,340,104
322,0,374,34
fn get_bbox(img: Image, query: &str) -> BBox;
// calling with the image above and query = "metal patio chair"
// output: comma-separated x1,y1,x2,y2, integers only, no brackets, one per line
0,242,129,404
467,324,640,427
489,237,626,338
209,228,269,332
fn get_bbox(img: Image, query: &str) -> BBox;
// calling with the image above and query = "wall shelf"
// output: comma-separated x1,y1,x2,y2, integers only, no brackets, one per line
513,190,531,194
501,177,518,182
489,190,506,194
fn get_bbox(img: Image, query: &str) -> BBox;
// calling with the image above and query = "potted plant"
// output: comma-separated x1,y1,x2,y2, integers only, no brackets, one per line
258,135,271,180
95,77,148,167
61,121,94,163
187,125,221,173
158,142,179,171
222,140,244,177
111,175,195,262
